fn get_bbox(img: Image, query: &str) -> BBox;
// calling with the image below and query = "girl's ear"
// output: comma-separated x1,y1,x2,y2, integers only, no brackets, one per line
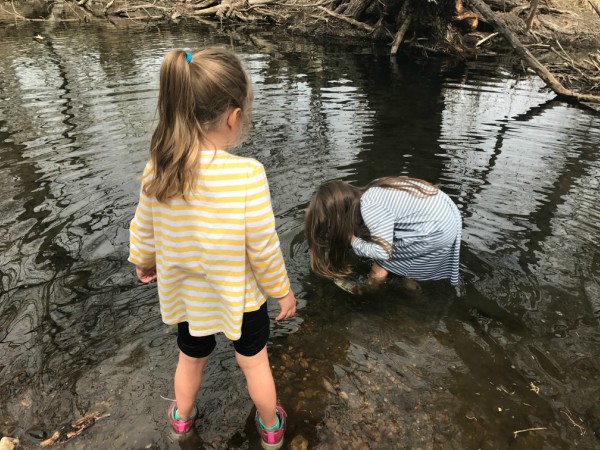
226,107,242,130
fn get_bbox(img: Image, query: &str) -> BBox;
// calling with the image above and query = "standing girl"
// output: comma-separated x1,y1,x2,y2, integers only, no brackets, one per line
128,48,296,450
305,177,461,292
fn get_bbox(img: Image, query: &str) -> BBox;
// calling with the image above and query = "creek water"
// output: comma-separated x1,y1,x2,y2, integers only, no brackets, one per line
1,22,599,450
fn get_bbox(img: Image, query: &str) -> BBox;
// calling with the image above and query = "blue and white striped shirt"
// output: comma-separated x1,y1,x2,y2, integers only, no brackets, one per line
351,184,462,284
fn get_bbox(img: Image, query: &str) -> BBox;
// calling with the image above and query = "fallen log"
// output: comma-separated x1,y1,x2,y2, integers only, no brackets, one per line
467,0,600,103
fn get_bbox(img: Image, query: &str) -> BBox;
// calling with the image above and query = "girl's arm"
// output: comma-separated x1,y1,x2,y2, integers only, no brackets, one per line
245,163,292,301
351,202,395,260
129,169,156,279
135,265,157,283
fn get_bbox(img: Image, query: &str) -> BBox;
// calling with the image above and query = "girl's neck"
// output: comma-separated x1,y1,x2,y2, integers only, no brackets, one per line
199,132,230,152
199,112,242,151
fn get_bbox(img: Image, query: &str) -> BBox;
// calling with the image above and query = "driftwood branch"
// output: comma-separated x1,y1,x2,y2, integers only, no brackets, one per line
475,31,498,46
193,0,217,9
525,0,539,30
194,4,220,14
390,1,410,55
114,3,169,15
391,12,412,55
587,0,600,18
194,0,275,16
317,5,373,32
513,427,547,438
467,0,600,103
40,412,110,447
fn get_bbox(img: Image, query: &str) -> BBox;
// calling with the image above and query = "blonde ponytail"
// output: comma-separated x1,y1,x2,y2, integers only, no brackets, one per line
144,48,252,202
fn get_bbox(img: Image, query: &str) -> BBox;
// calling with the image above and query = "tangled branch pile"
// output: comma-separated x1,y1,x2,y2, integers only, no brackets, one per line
2,0,600,101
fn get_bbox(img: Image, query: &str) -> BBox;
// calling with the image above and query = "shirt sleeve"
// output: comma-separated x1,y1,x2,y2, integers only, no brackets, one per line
128,166,156,268
351,201,395,261
245,163,291,298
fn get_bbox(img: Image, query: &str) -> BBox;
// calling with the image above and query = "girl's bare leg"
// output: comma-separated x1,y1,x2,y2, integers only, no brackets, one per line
398,276,422,297
235,347,278,428
368,265,422,296
368,262,389,288
174,351,209,418
399,276,420,289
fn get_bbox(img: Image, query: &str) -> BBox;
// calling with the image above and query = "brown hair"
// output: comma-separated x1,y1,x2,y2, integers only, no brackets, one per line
304,177,439,280
143,47,253,202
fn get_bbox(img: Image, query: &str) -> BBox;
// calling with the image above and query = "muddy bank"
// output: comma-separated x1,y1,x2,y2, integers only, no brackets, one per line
2,0,600,99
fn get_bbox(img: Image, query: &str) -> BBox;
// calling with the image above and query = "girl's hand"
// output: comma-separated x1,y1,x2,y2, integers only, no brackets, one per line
136,266,157,283
369,262,388,282
275,289,297,321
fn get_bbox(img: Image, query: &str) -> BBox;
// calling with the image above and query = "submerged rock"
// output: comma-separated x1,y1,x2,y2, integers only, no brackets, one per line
0,437,19,450
288,434,309,450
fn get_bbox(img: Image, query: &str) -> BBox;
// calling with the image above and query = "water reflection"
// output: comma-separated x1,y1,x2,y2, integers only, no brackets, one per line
0,23,599,450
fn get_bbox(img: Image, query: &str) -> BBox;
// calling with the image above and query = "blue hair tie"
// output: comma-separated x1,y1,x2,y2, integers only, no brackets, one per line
185,52,192,64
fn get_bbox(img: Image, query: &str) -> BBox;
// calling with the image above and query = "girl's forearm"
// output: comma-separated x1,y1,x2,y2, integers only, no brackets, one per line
351,236,391,260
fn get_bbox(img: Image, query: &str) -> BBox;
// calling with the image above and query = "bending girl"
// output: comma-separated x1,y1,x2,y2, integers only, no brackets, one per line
305,177,462,292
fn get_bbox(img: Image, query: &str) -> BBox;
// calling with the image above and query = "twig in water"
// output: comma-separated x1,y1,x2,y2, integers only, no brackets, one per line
513,427,547,438
562,409,586,436
40,412,110,447
497,384,515,395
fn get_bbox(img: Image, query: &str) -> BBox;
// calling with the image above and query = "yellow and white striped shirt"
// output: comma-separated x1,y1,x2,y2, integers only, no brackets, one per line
128,150,291,340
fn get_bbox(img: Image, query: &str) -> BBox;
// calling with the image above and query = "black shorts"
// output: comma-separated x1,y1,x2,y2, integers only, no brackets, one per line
177,302,270,358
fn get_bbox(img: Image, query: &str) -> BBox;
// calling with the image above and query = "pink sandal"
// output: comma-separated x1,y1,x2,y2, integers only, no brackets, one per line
168,401,198,436
255,404,287,449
